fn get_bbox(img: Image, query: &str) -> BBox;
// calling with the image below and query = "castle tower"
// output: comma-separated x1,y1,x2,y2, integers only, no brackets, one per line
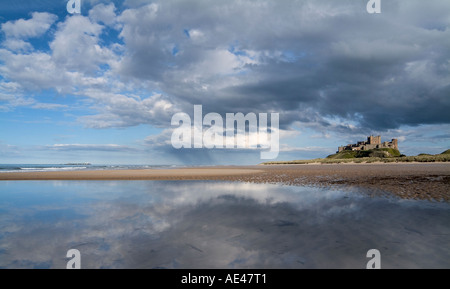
375,135,381,145
367,135,381,145
392,139,398,150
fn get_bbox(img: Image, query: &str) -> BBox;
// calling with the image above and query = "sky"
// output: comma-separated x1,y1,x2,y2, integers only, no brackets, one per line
0,0,449,165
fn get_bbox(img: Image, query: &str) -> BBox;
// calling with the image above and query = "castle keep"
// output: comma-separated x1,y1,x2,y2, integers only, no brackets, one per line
338,135,398,153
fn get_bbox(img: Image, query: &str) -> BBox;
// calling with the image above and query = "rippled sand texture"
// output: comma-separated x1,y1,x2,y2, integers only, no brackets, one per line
232,163,450,202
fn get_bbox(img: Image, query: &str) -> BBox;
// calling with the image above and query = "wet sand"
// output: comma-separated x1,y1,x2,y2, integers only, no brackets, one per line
0,168,261,181
0,163,449,201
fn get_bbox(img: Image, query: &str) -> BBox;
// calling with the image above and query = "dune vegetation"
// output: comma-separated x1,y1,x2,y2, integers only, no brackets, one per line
262,149,450,165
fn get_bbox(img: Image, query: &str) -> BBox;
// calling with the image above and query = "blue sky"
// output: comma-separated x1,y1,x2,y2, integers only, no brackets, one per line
0,0,449,165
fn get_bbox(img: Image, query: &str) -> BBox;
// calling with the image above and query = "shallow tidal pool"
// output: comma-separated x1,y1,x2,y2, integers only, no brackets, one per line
0,181,449,269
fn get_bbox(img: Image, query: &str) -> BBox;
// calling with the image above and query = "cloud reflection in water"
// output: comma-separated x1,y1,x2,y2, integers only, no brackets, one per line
0,181,449,269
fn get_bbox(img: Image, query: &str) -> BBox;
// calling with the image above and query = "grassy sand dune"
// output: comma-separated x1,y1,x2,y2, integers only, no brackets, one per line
262,149,450,165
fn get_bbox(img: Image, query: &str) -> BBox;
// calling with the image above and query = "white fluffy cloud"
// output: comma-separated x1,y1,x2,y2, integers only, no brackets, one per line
1,12,57,39
78,91,177,128
88,3,118,27
2,39,33,52
50,15,117,74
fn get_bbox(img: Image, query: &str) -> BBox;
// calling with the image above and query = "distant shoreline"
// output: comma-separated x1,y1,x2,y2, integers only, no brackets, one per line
0,163,449,202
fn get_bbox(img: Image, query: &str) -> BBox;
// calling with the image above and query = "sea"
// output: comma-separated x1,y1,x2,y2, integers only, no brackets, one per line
0,180,449,269
0,164,180,173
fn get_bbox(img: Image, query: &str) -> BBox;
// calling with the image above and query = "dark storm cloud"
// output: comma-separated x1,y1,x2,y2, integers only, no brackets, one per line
114,0,450,132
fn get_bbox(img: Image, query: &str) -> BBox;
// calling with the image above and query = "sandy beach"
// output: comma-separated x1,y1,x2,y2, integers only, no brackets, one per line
1,163,449,202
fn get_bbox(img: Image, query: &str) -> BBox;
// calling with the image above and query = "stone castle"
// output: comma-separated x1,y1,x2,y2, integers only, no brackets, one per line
338,135,398,153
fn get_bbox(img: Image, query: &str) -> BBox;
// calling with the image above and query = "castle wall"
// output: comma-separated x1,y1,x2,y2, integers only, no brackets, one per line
337,136,398,153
